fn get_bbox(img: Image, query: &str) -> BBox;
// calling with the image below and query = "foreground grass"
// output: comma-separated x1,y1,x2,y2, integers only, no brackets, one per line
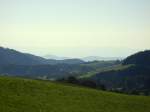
0,76,150,112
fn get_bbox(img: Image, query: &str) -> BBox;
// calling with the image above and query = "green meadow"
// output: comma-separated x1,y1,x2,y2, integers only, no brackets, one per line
0,76,150,112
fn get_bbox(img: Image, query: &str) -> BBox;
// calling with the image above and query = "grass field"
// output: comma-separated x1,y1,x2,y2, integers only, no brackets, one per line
0,76,150,112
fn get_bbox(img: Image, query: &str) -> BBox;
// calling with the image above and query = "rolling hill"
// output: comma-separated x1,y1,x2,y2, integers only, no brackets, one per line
0,47,84,65
0,47,120,79
0,76,150,112
88,50,150,94
0,47,87,79
0,64,94,79
0,47,49,65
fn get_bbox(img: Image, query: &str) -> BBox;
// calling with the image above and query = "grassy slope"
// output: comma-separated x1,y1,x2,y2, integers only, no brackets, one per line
0,76,150,112
79,64,133,78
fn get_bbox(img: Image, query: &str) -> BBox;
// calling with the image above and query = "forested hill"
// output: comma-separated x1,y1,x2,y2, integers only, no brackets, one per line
90,50,150,95
123,50,150,66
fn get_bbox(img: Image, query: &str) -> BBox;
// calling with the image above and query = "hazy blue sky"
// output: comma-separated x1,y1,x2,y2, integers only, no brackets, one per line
0,0,150,57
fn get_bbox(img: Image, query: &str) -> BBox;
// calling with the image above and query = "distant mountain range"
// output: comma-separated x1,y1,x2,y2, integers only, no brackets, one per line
44,55,69,60
81,56,123,62
44,55,123,62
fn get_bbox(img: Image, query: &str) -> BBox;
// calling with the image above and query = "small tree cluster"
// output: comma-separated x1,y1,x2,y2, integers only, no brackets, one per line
57,76,106,90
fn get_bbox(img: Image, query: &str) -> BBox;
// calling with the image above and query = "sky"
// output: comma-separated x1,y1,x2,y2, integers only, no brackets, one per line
0,0,150,57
